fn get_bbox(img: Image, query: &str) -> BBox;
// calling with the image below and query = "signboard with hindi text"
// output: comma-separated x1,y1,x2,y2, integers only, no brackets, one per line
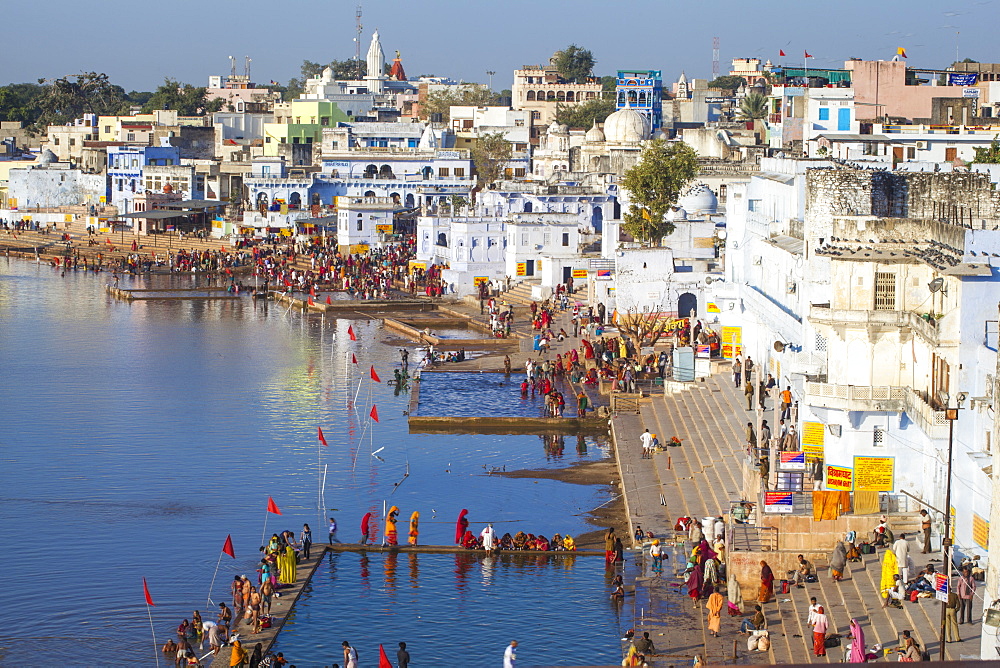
935,573,949,603
375,224,393,234
826,465,853,491
408,261,426,271
853,456,895,492
473,276,489,286
801,422,825,456
973,513,990,550
721,326,742,360
572,268,588,279
516,262,527,276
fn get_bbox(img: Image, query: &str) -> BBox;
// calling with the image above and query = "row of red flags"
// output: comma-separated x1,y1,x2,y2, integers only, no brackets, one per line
779,49,813,58
144,325,381,607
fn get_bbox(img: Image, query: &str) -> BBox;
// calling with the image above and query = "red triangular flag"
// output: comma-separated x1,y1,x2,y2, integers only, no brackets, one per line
370,365,381,383
142,577,156,606
318,426,328,447
378,645,392,668
370,404,379,423
779,49,786,57
222,534,235,559
308,296,315,306
351,353,358,364
267,496,282,515
309,285,315,297
804,50,813,58
348,325,357,341
326,296,332,305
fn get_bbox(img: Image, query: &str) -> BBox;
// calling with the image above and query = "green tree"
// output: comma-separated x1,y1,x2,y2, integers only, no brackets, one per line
0,83,46,126
554,97,616,128
420,84,498,121
973,135,1000,163
470,131,512,191
142,78,222,116
620,139,699,243
36,72,130,128
601,75,617,94
551,45,595,83
708,75,745,93
736,91,769,120
127,90,154,107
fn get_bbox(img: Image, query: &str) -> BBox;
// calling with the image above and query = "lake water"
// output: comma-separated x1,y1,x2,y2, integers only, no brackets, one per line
0,258,629,666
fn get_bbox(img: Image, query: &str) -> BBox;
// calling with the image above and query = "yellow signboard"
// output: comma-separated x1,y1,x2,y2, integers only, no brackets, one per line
826,465,853,491
973,513,990,549
64,214,73,222
516,262,527,277
853,456,895,492
571,268,588,279
473,276,490,286
348,244,370,254
8,197,16,209
408,261,426,271
801,422,825,456
375,224,393,234
721,326,742,359
721,343,743,359
99,195,106,203
706,302,721,313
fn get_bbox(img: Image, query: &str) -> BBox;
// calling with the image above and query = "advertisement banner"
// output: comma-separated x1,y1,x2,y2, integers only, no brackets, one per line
572,268,588,279
408,261,426,271
801,422,825,457
721,343,743,359
375,224,393,234
721,326,742,359
973,513,990,549
764,491,794,514
949,72,979,86
779,451,806,470
473,276,490,286
935,573,949,602
596,269,612,280
516,262,527,277
706,302,721,313
853,456,895,492
826,466,853,491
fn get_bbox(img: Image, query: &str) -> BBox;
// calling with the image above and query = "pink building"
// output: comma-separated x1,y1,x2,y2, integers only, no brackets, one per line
845,60,953,121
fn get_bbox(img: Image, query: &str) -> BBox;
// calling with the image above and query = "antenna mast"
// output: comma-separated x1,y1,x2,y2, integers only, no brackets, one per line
712,37,720,79
245,56,251,80
356,5,363,80
229,55,236,80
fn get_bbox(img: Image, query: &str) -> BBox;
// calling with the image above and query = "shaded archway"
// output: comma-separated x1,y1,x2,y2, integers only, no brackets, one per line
404,193,415,208
363,164,378,178
363,190,376,198
421,166,432,180
288,192,302,209
379,165,394,179
677,292,698,319
523,201,532,213
591,206,603,232
390,192,401,205
526,91,536,101
566,91,575,102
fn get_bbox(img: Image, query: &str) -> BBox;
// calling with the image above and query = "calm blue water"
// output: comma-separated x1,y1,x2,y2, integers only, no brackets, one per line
0,258,625,666
417,371,574,418
274,552,628,667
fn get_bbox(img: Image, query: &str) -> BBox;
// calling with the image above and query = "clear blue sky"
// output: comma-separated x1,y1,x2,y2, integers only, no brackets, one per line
3,0,994,91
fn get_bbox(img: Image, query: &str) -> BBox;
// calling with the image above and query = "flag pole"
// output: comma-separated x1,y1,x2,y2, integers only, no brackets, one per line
261,505,270,549
145,600,159,666
206,550,225,608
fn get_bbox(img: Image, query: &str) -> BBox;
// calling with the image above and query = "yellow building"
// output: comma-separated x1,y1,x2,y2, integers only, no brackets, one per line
263,100,350,157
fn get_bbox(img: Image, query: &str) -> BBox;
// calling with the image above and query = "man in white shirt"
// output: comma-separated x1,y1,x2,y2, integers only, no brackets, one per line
480,523,496,551
504,640,518,668
893,533,911,583
807,597,821,626
640,429,654,459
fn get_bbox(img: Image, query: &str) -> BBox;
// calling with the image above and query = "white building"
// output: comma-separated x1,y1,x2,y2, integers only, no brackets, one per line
505,211,596,293
6,150,106,209
416,213,508,295
336,196,396,250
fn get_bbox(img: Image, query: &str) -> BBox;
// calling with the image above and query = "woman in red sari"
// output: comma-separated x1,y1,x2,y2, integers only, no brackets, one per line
758,560,775,603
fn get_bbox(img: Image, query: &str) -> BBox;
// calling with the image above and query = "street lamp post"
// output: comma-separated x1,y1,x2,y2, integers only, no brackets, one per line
938,404,959,660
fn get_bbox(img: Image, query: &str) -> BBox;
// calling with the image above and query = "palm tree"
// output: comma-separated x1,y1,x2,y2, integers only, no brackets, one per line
736,91,769,121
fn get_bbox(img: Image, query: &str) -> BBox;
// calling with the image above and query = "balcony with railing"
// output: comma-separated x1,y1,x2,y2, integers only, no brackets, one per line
809,306,940,346
804,382,948,437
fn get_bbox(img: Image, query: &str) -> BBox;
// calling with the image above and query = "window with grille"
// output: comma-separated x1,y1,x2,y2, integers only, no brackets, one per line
873,427,884,446
815,333,828,352
874,272,896,310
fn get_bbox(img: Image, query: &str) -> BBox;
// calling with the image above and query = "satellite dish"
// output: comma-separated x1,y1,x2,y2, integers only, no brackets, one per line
716,229,728,240
773,341,785,352
928,277,945,293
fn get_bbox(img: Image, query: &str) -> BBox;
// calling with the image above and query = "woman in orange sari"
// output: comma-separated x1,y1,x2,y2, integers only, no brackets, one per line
408,511,420,546
385,506,399,546
758,560,775,603
706,591,724,637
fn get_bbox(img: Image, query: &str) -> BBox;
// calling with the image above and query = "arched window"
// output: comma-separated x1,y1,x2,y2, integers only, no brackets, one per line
356,213,363,231
363,164,377,178
556,91,565,101
363,190,376,199
390,192,400,204
628,90,637,105
547,91,556,101
526,91,536,101
288,192,301,209
566,91,575,102
379,164,394,179
617,91,625,105
638,91,647,105
404,193,415,208
587,92,596,100
421,166,432,179
536,90,545,101
523,201,532,213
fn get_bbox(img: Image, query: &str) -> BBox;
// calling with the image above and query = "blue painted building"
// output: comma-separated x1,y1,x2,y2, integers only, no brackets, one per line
107,145,180,214
616,70,663,133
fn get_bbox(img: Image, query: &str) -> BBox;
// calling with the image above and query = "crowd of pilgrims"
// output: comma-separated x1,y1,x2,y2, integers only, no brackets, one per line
160,527,311,667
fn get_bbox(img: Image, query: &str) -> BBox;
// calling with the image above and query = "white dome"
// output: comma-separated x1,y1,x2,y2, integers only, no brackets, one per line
37,149,58,164
321,66,334,82
679,182,719,214
603,108,651,143
585,121,605,143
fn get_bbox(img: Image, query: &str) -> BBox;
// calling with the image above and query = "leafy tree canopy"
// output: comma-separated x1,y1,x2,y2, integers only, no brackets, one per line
142,78,222,116
708,75,745,92
551,45,595,83
420,84,498,121
470,131,513,191
0,83,46,126
601,75,617,92
35,72,130,128
620,139,699,243
736,91,769,121
973,135,1000,164
554,97,616,128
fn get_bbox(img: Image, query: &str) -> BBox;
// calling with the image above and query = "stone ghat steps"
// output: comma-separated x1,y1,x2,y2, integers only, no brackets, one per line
761,546,983,664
